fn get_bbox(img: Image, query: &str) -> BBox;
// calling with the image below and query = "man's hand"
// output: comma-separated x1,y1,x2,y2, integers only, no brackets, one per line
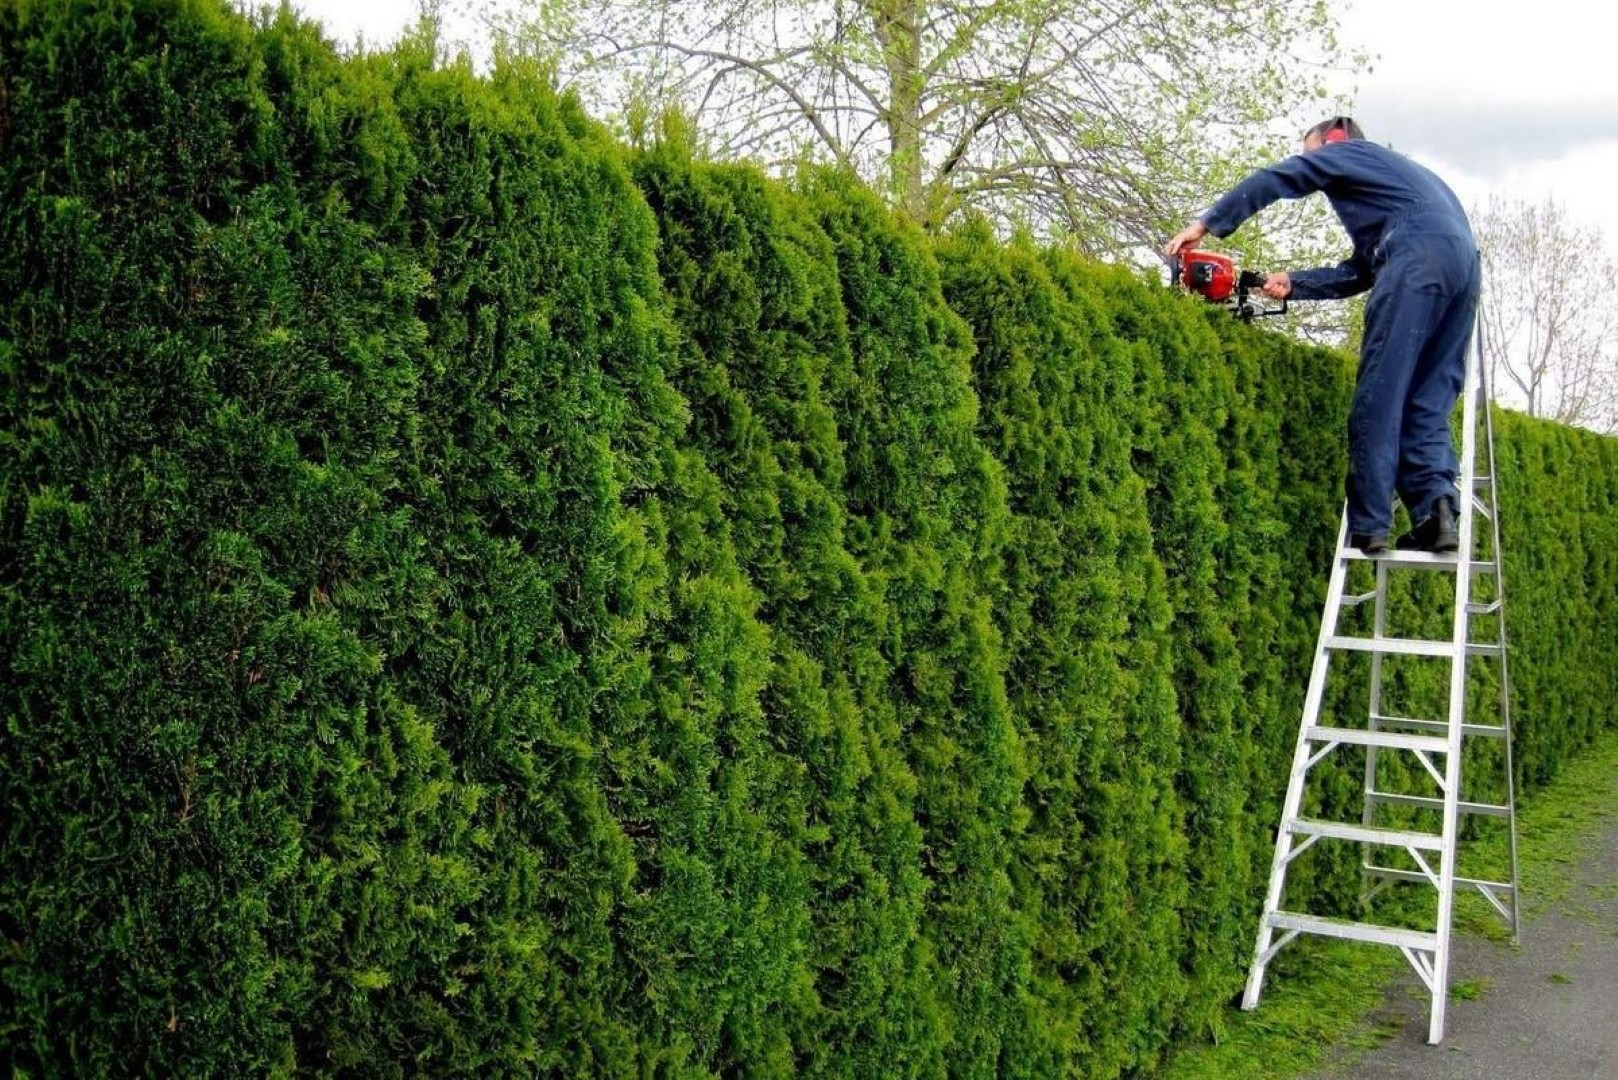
1262,272,1292,300
1164,220,1208,259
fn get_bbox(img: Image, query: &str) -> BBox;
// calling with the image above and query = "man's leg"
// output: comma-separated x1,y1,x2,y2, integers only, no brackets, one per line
1397,247,1482,523
1348,271,1450,538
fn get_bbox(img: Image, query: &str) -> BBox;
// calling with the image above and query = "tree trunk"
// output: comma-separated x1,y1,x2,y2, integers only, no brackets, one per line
868,0,925,222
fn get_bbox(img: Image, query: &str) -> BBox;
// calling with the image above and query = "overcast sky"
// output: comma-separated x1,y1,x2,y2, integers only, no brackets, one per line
1333,0,1615,251
291,0,1615,255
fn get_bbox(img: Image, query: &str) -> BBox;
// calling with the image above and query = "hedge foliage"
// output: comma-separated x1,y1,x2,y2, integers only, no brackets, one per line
2,3,1615,1076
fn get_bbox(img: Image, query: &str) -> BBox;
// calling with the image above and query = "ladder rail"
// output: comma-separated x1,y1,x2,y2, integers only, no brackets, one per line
1241,511,1357,1010
1479,345,1522,945
1427,315,1485,1044
1362,558,1391,845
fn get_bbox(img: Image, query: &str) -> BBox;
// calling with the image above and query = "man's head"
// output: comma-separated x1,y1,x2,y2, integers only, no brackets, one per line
1302,115,1365,152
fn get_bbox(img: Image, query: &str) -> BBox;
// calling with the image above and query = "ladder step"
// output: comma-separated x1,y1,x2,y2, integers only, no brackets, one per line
1327,636,1452,658
1336,549,1501,576
1268,911,1439,951
1364,791,1514,817
1467,599,1503,615
1364,865,1517,893
1341,549,1457,566
1288,818,1445,851
1370,715,1508,739
1306,725,1449,754
1326,636,1501,658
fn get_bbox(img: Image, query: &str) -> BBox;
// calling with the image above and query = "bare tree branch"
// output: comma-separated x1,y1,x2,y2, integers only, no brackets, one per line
1475,195,1618,432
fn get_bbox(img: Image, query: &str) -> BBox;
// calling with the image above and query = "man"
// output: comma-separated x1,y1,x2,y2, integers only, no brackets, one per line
1164,116,1481,555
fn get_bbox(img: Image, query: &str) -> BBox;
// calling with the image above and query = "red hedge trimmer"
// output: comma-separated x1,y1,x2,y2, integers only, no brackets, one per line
1168,251,1287,321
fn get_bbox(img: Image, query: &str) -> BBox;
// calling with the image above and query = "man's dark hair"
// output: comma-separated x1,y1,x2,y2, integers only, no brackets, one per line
1305,115,1365,142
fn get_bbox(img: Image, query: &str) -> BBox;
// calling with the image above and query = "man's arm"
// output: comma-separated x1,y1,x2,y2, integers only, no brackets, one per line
1201,152,1341,238
1286,257,1373,301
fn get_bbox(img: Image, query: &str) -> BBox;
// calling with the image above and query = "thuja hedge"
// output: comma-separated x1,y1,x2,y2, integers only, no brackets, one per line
2,3,1615,1076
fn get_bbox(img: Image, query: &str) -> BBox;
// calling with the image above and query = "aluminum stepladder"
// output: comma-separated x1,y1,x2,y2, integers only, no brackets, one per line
1240,321,1520,1045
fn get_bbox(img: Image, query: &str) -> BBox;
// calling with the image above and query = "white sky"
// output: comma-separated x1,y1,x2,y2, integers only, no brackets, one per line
1333,0,1618,256
290,0,1617,256
284,0,420,47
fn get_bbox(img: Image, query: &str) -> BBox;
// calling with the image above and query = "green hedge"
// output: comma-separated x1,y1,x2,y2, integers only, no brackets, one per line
2,3,1615,1076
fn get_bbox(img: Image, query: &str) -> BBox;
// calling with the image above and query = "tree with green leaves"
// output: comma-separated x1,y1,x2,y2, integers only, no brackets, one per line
486,0,1353,253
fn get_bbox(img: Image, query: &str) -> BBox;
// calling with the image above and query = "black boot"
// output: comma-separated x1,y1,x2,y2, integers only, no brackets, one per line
1349,531,1388,555
1399,497,1459,553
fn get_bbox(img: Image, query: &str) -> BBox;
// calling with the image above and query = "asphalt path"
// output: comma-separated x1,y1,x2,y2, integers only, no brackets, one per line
1308,812,1618,1079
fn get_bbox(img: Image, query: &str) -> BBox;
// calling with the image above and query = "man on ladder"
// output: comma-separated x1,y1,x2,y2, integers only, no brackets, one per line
1164,115,1481,555
1163,115,1516,1046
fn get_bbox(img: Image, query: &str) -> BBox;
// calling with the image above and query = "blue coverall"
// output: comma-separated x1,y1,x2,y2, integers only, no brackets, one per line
1201,140,1482,538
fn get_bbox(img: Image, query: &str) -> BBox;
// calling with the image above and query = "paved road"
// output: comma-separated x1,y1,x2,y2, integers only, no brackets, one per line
1308,814,1618,1080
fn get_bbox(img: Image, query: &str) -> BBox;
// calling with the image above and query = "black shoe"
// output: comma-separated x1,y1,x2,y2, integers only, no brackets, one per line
1349,532,1388,555
1399,497,1459,553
